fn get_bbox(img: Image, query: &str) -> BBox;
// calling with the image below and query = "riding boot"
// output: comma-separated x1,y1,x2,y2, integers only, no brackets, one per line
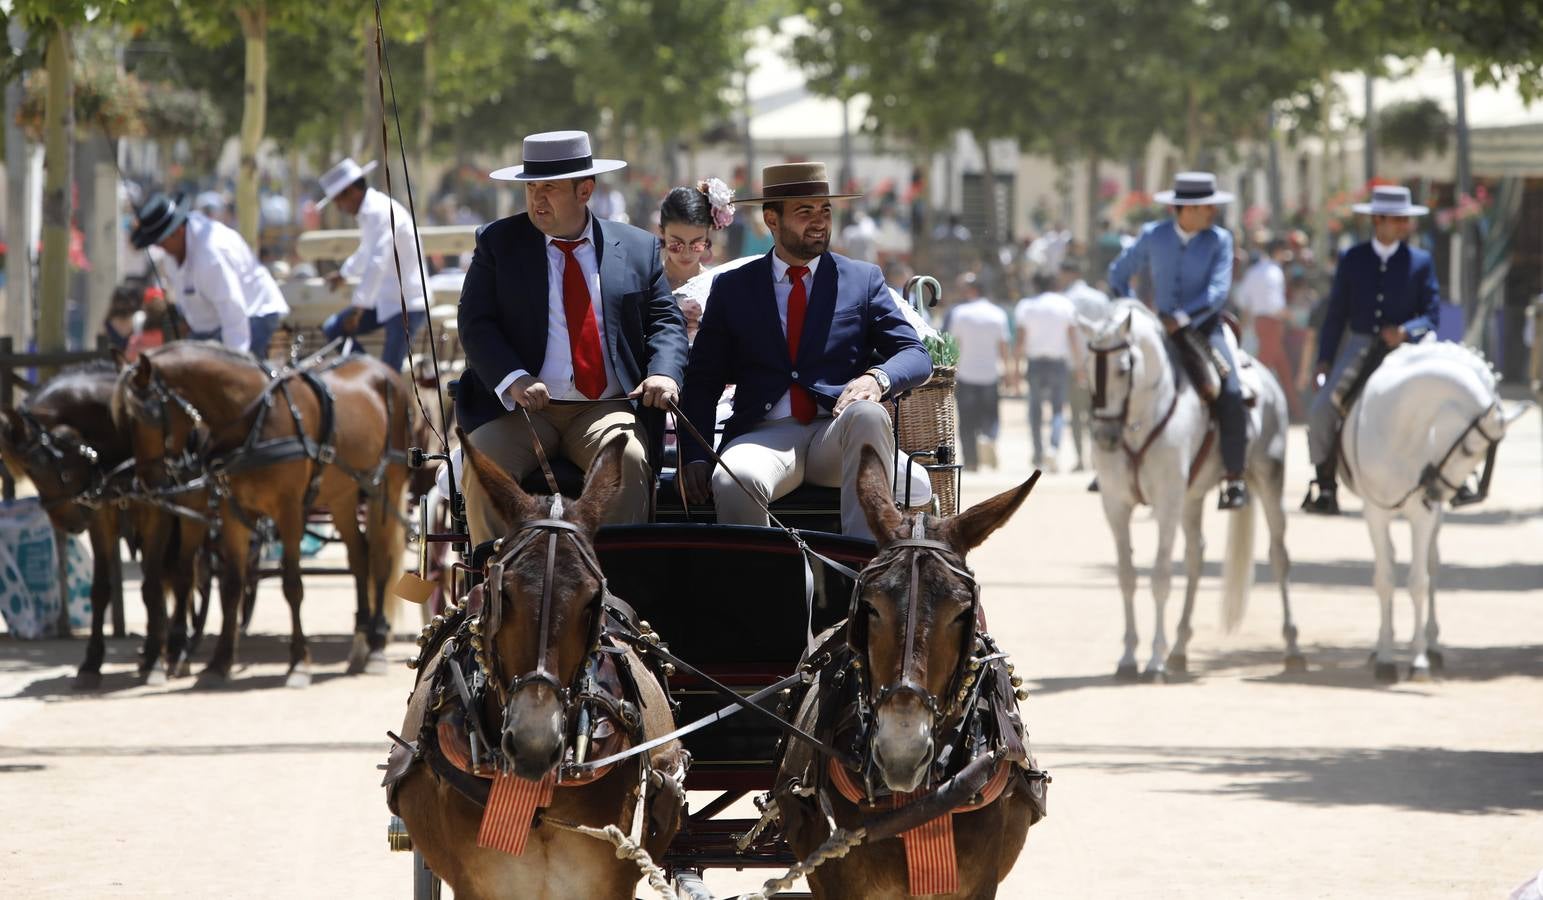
1301,461,1340,515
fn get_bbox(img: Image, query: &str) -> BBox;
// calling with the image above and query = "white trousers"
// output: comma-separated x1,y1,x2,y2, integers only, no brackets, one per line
712,400,896,539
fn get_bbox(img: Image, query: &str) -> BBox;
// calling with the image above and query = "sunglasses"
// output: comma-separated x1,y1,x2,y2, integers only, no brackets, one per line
664,237,712,254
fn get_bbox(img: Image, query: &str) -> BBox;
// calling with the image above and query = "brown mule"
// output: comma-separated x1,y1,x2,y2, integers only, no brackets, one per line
389,432,684,900
774,448,1047,899
114,342,412,686
0,362,212,688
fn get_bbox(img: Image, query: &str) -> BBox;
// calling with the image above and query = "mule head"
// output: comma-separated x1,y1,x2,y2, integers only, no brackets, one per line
457,426,625,780
0,406,100,533
854,447,1035,793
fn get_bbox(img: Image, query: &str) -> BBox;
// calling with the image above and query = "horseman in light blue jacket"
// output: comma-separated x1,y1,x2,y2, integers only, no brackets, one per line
1108,172,1249,510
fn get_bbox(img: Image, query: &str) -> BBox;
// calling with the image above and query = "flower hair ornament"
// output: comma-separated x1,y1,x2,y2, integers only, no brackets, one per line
698,177,736,229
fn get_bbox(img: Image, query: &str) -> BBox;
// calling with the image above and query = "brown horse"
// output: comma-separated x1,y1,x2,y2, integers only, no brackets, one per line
389,433,684,900
114,342,411,685
0,362,211,688
774,448,1047,899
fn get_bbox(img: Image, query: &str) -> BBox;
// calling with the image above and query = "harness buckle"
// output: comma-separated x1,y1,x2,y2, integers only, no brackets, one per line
318,445,337,465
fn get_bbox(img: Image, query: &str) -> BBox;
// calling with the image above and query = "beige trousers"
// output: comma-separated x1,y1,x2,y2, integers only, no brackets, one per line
462,400,650,546
712,399,896,539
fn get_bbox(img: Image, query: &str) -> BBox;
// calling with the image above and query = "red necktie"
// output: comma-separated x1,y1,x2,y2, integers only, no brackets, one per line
552,238,605,399
785,265,817,424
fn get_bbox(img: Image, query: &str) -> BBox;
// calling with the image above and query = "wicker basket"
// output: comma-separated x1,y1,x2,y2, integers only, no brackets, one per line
896,366,960,515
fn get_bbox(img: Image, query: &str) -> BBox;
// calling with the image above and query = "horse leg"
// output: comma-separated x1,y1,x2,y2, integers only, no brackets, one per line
1425,530,1443,672
1256,459,1304,671
277,504,312,688
76,511,118,690
165,520,201,678
1364,505,1399,683
1167,496,1204,675
1405,505,1441,681
333,500,373,675
365,475,408,674
1143,499,1180,683
1107,500,1140,682
135,511,171,686
201,519,251,684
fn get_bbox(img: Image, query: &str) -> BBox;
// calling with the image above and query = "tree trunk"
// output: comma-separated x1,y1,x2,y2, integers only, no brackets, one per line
1085,151,1102,247
1184,83,1200,164
38,25,73,358
6,20,33,347
415,13,434,188
1265,109,1284,230
236,4,268,251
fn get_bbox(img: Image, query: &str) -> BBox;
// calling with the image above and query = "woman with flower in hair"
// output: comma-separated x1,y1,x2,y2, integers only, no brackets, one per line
659,178,734,343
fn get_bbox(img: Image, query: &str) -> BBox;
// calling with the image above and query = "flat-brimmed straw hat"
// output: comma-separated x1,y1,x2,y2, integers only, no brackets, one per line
1351,184,1429,217
490,130,627,182
1154,171,1235,206
317,157,379,208
735,162,863,204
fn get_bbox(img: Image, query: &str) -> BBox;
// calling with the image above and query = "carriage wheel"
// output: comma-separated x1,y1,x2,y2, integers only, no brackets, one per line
412,850,442,900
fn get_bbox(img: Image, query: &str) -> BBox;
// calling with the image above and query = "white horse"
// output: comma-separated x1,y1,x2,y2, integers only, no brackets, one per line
1081,301,1301,682
1338,340,1529,682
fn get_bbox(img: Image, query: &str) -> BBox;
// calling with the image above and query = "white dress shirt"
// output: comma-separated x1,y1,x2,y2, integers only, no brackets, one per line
764,252,824,421
341,188,429,322
1236,258,1286,318
496,215,621,408
156,212,288,353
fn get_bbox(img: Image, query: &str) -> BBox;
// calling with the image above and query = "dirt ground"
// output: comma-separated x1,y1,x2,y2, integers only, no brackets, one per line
2,398,1539,899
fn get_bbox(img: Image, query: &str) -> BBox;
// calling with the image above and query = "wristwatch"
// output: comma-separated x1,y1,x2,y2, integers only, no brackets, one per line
865,367,891,397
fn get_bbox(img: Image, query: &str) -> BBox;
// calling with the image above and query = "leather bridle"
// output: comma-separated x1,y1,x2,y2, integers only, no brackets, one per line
1088,339,1135,429
849,515,981,732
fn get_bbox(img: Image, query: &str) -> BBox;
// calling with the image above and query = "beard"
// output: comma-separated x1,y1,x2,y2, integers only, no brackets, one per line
777,222,829,259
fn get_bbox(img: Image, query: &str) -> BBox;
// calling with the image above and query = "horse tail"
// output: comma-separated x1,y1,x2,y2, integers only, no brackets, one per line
1221,492,1255,632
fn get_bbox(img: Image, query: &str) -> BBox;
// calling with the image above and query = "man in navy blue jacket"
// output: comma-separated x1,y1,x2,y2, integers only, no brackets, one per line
1108,172,1249,510
680,163,931,538
1303,185,1440,514
455,131,688,545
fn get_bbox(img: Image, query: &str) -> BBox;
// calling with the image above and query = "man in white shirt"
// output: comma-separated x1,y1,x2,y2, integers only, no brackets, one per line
1013,272,1079,472
942,272,1010,470
1056,259,1111,472
131,193,290,358
1236,239,1299,418
317,158,431,372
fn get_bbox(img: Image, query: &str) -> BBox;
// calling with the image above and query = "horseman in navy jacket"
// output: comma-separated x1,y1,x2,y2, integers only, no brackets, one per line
680,162,931,538
456,131,688,545
1303,185,1441,514
1107,172,1250,510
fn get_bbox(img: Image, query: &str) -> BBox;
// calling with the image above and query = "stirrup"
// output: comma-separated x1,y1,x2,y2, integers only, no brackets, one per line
1217,480,1248,511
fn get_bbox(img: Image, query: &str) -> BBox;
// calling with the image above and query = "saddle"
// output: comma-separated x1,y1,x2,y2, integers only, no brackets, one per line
1169,325,1257,408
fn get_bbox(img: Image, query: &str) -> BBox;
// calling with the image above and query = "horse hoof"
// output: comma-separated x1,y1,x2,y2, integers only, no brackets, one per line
1373,662,1398,683
1166,654,1188,675
345,634,371,675
1428,650,1445,672
1407,665,1431,683
172,656,193,679
197,667,231,687
1114,663,1139,683
74,670,103,691
143,662,168,687
285,666,313,689
1140,669,1168,684
1283,654,1308,673
364,651,390,676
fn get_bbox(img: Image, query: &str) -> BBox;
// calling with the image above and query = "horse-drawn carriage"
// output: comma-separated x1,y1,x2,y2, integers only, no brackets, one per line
383,281,1049,899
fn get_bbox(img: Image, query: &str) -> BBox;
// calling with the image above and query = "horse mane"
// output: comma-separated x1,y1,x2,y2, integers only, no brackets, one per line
23,359,119,412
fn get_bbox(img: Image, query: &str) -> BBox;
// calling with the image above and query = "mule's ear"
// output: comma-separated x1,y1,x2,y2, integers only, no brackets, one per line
455,426,536,530
856,446,904,547
131,353,154,388
0,407,22,451
572,434,627,534
943,471,1040,555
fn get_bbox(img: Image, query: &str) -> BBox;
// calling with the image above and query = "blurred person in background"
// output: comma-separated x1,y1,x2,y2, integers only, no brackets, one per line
1014,271,1079,472
1057,258,1111,472
658,178,735,344
1237,238,1301,419
317,157,430,372
942,272,1011,470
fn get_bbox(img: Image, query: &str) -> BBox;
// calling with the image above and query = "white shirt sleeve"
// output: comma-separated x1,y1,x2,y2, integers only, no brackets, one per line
197,248,252,352
351,199,394,311
494,369,531,412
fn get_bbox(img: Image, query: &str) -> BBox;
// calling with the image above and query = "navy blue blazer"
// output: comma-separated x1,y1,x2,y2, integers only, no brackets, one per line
680,251,931,465
455,213,688,435
1317,241,1440,364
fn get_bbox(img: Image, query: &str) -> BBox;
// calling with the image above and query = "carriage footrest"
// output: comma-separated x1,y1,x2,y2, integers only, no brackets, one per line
388,815,413,852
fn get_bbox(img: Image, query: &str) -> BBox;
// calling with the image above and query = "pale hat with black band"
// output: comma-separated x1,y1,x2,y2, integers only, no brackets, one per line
1154,171,1235,206
1351,184,1429,217
316,157,379,209
735,162,864,204
490,130,627,182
